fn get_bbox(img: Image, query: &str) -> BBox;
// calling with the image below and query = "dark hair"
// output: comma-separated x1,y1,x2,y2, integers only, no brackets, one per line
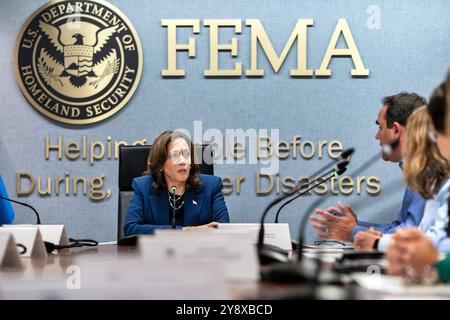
427,82,447,133
145,130,201,193
427,73,450,134
382,92,427,128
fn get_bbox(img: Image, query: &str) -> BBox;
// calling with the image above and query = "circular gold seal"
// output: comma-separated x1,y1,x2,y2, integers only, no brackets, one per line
14,0,143,125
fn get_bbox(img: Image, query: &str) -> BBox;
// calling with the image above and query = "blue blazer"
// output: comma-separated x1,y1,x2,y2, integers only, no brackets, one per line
123,174,230,236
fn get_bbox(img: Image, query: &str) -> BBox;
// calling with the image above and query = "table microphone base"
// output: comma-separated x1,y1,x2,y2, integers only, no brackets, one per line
258,244,290,265
261,261,313,283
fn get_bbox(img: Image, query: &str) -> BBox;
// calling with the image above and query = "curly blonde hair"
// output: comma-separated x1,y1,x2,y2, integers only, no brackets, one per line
404,106,450,199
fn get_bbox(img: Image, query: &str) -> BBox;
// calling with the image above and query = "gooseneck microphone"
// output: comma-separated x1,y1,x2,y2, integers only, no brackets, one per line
273,148,354,224
262,151,385,287
171,186,177,229
295,148,354,186
257,150,353,250
0,195,41,224
296,151,384,261
274,158,352,223
296,165,350,259
257,160,349,264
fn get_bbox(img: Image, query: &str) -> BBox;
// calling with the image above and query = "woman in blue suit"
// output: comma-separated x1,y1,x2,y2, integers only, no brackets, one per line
124,130,230,236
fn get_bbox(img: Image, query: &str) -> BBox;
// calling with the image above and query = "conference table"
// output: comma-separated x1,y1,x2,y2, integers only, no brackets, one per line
0,245,314,300
1,244,449,300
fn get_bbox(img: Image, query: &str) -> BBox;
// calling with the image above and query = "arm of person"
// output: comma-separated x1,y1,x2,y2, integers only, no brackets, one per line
353,189,426,237
387,229,439,278
353,228,382,251
210,176,230,223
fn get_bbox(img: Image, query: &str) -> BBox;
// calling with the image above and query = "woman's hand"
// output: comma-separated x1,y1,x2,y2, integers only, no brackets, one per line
386,228,438,277
186,222,219,230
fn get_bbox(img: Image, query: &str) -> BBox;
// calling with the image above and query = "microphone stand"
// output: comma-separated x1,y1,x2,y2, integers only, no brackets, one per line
257,163,348,265
257,152,353,252
273,148,354,223
170,186,177,229
274,164,347,223
262,152,383,288
0,195,41,224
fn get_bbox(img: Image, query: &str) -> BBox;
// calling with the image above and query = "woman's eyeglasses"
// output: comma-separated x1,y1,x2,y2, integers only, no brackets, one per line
169,149,191,163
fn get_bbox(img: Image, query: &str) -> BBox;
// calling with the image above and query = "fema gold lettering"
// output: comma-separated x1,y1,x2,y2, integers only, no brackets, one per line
161,19,369,78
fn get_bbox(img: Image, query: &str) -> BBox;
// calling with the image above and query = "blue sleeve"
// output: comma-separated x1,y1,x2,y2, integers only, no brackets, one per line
349,189,425,240
123,180,181,236
211,177,230,223
354,190,425,236
376,191,425,234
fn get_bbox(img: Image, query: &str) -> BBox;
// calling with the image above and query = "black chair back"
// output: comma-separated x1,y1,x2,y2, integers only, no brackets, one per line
117,144,214,240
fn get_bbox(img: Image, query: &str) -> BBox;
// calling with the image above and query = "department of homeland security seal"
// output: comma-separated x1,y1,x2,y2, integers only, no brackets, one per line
14,0,142,125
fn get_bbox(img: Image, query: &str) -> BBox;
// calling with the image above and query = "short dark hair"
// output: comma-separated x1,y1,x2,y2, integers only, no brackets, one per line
427,81,448,134
382,92,427,128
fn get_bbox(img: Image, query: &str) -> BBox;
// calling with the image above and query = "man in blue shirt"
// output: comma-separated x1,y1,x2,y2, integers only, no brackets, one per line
309,93,427,246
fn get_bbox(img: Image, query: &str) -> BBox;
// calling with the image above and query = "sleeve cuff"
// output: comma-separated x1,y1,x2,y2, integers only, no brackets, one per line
376,234,392,252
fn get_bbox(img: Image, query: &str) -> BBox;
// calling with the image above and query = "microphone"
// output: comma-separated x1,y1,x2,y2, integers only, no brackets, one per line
267,148,353,229
274,159,350,223
381,138,400,157
171,186,177,229
298,149,354,185
260,168,348,285
261,152,382,285
297,151,385,262
269,148,354,226
0,195,41,224
257,161,349,265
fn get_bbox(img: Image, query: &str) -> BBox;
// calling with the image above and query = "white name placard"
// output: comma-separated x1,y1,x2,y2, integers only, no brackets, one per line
0,225,47,258
0,230,22,269
216,223,292,251
0,226,47,258
4,224,69,246
142,231,259,281
76,259,228,299
37,225,69,246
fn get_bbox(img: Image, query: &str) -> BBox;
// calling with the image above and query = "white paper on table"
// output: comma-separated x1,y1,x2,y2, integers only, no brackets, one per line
216,223,292,251
143,231,259,282
4,224,69,246
1,226,47,258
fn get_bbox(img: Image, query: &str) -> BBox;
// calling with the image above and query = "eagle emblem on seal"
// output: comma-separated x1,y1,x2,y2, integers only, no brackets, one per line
38,21,120,88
